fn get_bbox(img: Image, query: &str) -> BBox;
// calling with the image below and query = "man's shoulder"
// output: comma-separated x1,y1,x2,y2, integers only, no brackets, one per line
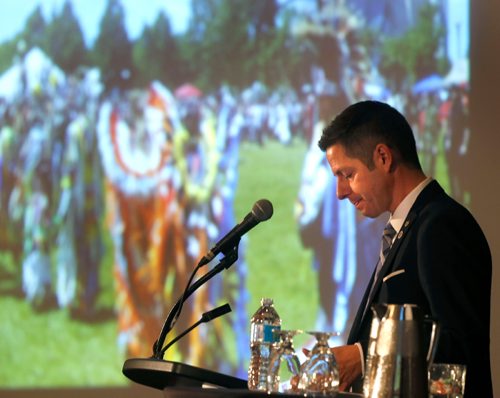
409,182,487,241
415,181,472,218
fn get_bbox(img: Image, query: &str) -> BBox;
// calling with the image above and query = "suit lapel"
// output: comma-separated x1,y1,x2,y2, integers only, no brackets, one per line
371,213,415,288
348,268,376,343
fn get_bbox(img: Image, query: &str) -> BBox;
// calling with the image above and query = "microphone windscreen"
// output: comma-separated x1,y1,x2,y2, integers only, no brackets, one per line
202,303,232,321
252,199,273,221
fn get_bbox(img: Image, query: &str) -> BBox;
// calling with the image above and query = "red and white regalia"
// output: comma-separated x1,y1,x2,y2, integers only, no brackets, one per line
97,82,187,358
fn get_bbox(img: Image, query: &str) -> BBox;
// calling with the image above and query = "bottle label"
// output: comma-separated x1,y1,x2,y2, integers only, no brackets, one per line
251,323,281,343
264,324,280,343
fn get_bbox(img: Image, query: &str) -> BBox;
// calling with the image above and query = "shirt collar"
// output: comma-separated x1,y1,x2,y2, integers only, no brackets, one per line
389,177,433,234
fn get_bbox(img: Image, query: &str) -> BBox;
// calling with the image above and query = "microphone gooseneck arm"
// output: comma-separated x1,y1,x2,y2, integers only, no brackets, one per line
152,247,239,359
160,303,232,356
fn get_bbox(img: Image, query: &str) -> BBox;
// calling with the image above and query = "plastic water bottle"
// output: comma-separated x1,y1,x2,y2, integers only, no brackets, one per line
247,298,281,391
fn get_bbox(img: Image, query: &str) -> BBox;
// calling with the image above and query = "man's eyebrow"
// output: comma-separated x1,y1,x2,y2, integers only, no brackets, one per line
333,167,354,178
331,168,344,177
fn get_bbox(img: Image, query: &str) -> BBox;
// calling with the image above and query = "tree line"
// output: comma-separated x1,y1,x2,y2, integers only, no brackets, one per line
0,0,447,96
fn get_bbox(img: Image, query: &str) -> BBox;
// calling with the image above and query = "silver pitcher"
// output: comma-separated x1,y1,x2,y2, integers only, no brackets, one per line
362,304,439,398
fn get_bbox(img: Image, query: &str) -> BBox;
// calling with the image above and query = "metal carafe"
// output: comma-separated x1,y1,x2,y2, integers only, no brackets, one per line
363,304,439,398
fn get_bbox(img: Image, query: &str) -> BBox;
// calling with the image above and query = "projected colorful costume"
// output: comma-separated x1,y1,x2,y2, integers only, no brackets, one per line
18,109,55,309
172,90,220,365
54,110,104,316
446,86,470,202
210,88,250,377
296,92,385,339
10,48,67,309
297,117,349,335
97,82,187,357
0,108,23,268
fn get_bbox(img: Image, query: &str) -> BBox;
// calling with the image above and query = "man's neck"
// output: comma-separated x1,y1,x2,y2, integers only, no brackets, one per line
389,168,427,214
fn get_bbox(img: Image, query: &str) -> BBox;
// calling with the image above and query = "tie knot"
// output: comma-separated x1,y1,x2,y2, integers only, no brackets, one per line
383,222,396,240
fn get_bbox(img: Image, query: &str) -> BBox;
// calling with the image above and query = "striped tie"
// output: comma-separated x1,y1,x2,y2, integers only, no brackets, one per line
363,222,397,318
379,222,396,267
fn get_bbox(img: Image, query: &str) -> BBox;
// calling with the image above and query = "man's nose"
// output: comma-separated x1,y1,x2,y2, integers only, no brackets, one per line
336,178,351,200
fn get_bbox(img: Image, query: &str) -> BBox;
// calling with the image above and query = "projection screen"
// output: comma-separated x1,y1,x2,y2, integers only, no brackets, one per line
1,1,498,397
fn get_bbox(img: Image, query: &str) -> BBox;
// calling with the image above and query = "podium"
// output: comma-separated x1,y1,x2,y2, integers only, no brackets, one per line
123,358,248,390
123,358,363,397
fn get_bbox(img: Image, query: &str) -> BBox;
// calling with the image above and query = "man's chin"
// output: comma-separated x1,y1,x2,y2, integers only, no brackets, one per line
357,207,380,219
353,200,382,218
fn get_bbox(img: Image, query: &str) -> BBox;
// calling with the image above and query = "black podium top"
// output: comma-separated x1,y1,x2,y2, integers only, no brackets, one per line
123,358,248,390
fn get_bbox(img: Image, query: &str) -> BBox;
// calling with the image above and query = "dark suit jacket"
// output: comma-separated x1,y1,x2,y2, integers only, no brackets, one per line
347,180,492,397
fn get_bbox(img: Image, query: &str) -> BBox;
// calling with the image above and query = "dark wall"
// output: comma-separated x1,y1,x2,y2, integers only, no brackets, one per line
470,1,500,396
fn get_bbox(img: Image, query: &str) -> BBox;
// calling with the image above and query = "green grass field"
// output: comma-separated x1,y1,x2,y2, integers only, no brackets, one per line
236,140,318,328
0,138,319,387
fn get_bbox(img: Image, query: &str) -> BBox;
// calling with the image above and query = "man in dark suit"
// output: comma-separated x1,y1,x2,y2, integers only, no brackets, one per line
317,100,492,397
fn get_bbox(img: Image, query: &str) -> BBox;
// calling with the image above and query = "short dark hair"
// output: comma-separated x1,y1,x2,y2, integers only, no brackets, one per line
318,100,422,170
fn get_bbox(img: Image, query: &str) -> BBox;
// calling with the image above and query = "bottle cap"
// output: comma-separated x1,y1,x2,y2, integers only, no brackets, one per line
261,298,273,306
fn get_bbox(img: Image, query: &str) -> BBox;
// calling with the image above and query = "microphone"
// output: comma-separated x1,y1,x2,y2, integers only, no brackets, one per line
200,302,232,322
199,199,273,266
160,303,232,356
152,199,272,358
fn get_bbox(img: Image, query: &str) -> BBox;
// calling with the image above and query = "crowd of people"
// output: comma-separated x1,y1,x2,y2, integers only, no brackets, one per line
0,46,343,376
0,38,471,378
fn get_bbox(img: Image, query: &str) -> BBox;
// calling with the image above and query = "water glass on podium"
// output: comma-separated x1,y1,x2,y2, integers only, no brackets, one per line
266,329,303,394
428,363,466,398
297,331,339,394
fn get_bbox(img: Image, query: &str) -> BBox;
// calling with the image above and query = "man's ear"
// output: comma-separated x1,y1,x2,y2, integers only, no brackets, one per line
373,143,393,171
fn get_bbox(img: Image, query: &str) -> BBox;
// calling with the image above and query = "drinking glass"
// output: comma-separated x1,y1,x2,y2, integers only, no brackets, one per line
267,329,303,394
428,363,467,398
297,331,339,394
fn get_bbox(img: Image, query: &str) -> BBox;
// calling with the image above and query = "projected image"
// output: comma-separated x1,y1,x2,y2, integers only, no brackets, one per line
0,0,469,388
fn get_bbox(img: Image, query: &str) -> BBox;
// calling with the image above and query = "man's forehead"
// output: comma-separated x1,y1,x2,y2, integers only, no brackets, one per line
326,147,348,171
326,144,366,170
326,144,351,163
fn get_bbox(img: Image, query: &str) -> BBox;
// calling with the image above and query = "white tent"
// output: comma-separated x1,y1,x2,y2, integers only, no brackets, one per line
0,47,66,100
444,58,469,87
